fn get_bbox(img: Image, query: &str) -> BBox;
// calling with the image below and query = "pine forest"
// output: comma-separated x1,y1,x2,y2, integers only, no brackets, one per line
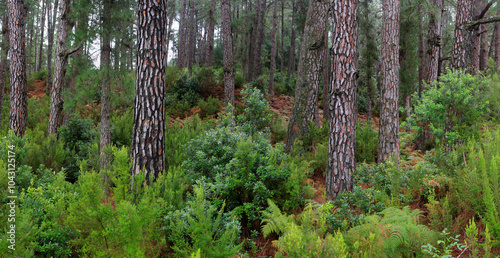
2,0,500,256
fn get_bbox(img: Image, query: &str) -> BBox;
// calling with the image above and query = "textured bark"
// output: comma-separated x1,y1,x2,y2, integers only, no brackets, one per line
479,23,488,71
165,0,175,67
424,0,443,84
254,0,266,79
46,0,58,96
7,0,27,137
326,0,359,201
451,0,473,70
287,2,296,80
37,0,46,72
285,0,329,154
418,9,424,92
0,15,9,127
205,0,216,67
378,0,400,166
495,10,500,66
131,0,167,182
178,0,187,68
187,1,196,71
322,29,329,124
100,0,112,171
280,1,284,75
469,0,486,74
222,0,234,116
246,1,254,81
359,0,376,126
48,0,73,135
269,0,278,96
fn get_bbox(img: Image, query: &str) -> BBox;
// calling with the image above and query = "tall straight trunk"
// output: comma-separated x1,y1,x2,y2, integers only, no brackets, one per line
479,23,488,71
378,0,400,166
165,0,175,67
131,0,167,182
418,9,424,92
33,9,38,73
280,1,284,75
424,0,444,84
178,0,187,68
269,0,278,96
287,2,296,80
205,0,216,67
28,10,34,77
495,10,500,66
254,0,266,79
48,0,73,135
285,0,328,154
322,29,329,124
46,0,58,96
469,0,486,74
7,0,27,136
221,0,234,116
0,15,9,127
37,0,46,72
246,1,255,81
489,22,496,59
327,0,359,200
451,0,473,70
187,1,196,72
100,0,112,171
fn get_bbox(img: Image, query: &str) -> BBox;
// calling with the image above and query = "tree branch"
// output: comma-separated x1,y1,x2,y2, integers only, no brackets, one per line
60,41,84,57
474,1,494,20
466,16,500,31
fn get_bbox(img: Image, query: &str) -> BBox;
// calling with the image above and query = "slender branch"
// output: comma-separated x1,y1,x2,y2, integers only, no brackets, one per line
465,16,500,31
474,1,494,20
60,41,84,57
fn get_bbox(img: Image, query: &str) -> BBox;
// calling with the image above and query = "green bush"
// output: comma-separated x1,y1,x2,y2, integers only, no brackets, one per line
250,75,269,94
237,87,272,136
111,108,133,147
356,122,378,163
165,93,191,118
164,186,242,257
24,128,67,173
270,111,287,143
27,97,50,131
166,66,182,89
234,72,244,89
168,70,203,107
198,96,220,118
407,69,489,147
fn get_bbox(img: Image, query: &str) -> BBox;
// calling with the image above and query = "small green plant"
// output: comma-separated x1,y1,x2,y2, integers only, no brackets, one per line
422,229,466,258
198,96,220,118
270,111,287,143
238,87,272,136
356,122,378,163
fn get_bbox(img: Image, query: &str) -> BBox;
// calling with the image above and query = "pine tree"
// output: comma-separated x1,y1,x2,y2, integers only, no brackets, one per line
378,0,400,166
326,0,359,200
451,0,472,70
0,15,9,127
221,0,234,116
7,0,28,136
285,0,329,154
131,0,167,182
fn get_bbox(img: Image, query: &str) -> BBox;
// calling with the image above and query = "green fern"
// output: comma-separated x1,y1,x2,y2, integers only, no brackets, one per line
261,199,292,237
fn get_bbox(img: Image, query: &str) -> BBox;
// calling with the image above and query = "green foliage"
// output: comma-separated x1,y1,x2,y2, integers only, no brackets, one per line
24,127,67,173
250,75,269,94
346,206,437,257
27,97,50,131
237,87,272,136
465,219,480,257
421,229,466,258
262,200,349,257
270,111,288,143
111,108,133,147
59,117,96,182
407,69,489,147
164,186,242,258
234,72,244,89
165,92,192,118
168,70,203,107
193,66,218,90
198,96,220,118
356,122,378,163
166,66,182,89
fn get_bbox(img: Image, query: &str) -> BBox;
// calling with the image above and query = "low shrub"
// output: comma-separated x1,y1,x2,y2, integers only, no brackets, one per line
198,96,220,118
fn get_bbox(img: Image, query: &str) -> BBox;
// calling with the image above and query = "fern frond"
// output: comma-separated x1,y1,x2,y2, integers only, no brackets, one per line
261,199,292,237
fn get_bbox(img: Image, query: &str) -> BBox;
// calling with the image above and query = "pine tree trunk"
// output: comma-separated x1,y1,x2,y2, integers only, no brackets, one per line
165,0,175,67
205,0,216,67
222,0,234,116
424,0,443,84
178,0,187,68
322,29,329,124
0,15,9,127
326,0,359,200
37,0,46,72
287,2,296,80
33,10,38,74
378,0,400,166
280,1,284,75
246,1,256,81
285,0,328,154
269,0,278,96
48,0,73,135
46,0,58,96
469,0,486,74
495,11,500,66
131,0,167,182
187,1,196,72
479,24,488,71
100,0,112,171
451,0,472,71
254,0,266,79
7,0,28,137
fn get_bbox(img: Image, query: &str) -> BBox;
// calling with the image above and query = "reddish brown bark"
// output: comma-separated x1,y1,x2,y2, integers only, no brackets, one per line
46,0,58,96
100,0,112,171
7,0,28,137
131,0,167,182
0,15,9,127
451,0,473,70
269,0,278,96
424,0,443,84
205,0,216,67
378,0,400,166
178,0,187,68
285,0,329,154
326,0,359,200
